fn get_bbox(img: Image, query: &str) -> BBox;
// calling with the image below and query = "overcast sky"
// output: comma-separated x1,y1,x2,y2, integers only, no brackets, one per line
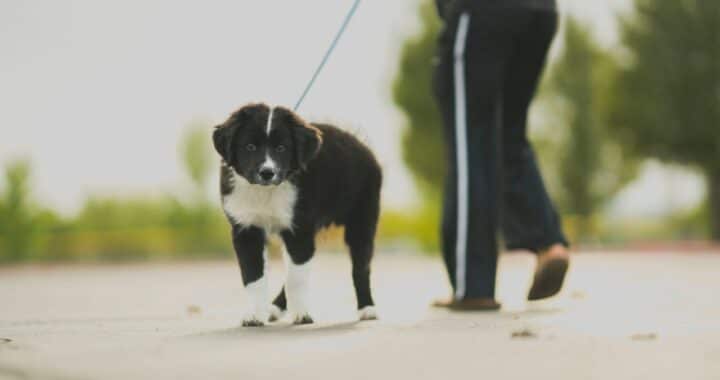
0,0,702,216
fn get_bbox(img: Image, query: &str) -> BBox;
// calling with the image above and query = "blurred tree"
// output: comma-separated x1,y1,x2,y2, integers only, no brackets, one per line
180,121,214,201
392,0,444,201
609,0,720,239
0,160,38,261
178,121,224,255
536,17,638,240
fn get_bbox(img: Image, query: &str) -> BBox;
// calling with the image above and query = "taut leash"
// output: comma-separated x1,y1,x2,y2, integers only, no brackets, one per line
293,0,362,112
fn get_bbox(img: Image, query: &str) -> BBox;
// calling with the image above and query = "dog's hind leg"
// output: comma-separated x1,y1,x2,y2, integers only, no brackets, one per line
281,229,316,325
269,287,286,322
345,188,380,321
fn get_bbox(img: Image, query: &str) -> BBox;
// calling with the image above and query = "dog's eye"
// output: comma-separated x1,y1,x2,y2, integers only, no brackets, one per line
275,145,286,153
246,144,256,152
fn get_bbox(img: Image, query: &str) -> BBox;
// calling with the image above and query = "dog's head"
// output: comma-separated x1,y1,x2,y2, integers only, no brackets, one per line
213,103,322,186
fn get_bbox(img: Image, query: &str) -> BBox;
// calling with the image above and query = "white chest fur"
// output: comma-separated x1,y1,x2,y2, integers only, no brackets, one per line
223,172,298,232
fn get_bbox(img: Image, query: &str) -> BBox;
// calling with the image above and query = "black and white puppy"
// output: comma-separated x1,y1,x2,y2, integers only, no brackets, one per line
213,103,382,326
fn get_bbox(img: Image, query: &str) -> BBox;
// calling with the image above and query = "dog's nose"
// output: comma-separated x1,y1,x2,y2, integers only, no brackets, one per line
259,168,275,181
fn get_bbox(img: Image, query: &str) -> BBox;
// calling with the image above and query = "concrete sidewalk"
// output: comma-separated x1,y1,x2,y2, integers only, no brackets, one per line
0,252,718,379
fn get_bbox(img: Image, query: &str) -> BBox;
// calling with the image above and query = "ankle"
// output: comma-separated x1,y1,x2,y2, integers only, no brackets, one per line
538,244,569,260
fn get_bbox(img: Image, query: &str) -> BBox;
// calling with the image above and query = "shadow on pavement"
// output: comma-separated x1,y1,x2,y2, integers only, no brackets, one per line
185,320,370,339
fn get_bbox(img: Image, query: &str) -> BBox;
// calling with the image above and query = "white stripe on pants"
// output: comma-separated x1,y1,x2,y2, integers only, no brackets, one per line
453,13,471,300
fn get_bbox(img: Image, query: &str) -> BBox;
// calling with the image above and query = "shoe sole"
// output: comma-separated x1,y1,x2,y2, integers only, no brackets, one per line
432,300,501,311
528,258,569,301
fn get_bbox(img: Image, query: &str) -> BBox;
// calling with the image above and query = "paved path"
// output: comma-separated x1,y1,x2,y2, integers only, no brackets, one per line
0,252,718,379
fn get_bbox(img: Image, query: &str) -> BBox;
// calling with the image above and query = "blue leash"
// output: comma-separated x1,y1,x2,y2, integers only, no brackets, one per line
293,0,362,112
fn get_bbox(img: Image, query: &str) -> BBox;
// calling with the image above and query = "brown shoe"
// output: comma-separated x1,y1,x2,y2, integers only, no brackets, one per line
432,297,501,311
528,244,570,301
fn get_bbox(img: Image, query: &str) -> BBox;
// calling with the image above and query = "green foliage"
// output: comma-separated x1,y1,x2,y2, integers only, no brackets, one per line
0,123,232,263
387,0,445,251
534,17,638,241
0,160,38,261
180,122,214,200
378,206,440,253
392,0,444,200
609,0,720,238
56,196,229,261
611,0,719,169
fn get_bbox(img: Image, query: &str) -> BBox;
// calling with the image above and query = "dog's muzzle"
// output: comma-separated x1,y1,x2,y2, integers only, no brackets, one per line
256,168,280,186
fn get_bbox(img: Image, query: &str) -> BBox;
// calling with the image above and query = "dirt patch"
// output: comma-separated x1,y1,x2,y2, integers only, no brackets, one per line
511,329,537,339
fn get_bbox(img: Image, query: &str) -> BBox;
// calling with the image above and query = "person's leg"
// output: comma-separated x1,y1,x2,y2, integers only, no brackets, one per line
501,9,567,253
499,10,569,300
433,7,519,306
433,12,460,294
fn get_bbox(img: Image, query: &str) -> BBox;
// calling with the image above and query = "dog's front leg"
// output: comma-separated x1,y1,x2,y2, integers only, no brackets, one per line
281,229,315,325
232,225,269,327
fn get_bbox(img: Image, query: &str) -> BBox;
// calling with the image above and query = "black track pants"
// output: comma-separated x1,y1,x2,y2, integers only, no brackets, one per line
433,6,568,299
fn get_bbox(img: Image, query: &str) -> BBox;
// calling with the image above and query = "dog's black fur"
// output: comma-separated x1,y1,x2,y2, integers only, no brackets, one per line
213,103,382,326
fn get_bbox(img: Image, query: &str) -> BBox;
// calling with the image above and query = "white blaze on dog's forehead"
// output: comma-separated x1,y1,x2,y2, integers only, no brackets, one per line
262,107,277,173
265,107,275,136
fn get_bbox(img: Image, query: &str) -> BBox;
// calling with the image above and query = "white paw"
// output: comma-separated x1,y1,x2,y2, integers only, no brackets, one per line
268,304,285,322
242,275,269,327
357,306,378,321
241,309,269,327
241,314,266,327
291,312,314,325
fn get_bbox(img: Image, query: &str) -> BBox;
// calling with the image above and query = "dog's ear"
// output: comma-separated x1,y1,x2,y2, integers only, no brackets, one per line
294,123,322,170
212,123,235,162
276,107,322,171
